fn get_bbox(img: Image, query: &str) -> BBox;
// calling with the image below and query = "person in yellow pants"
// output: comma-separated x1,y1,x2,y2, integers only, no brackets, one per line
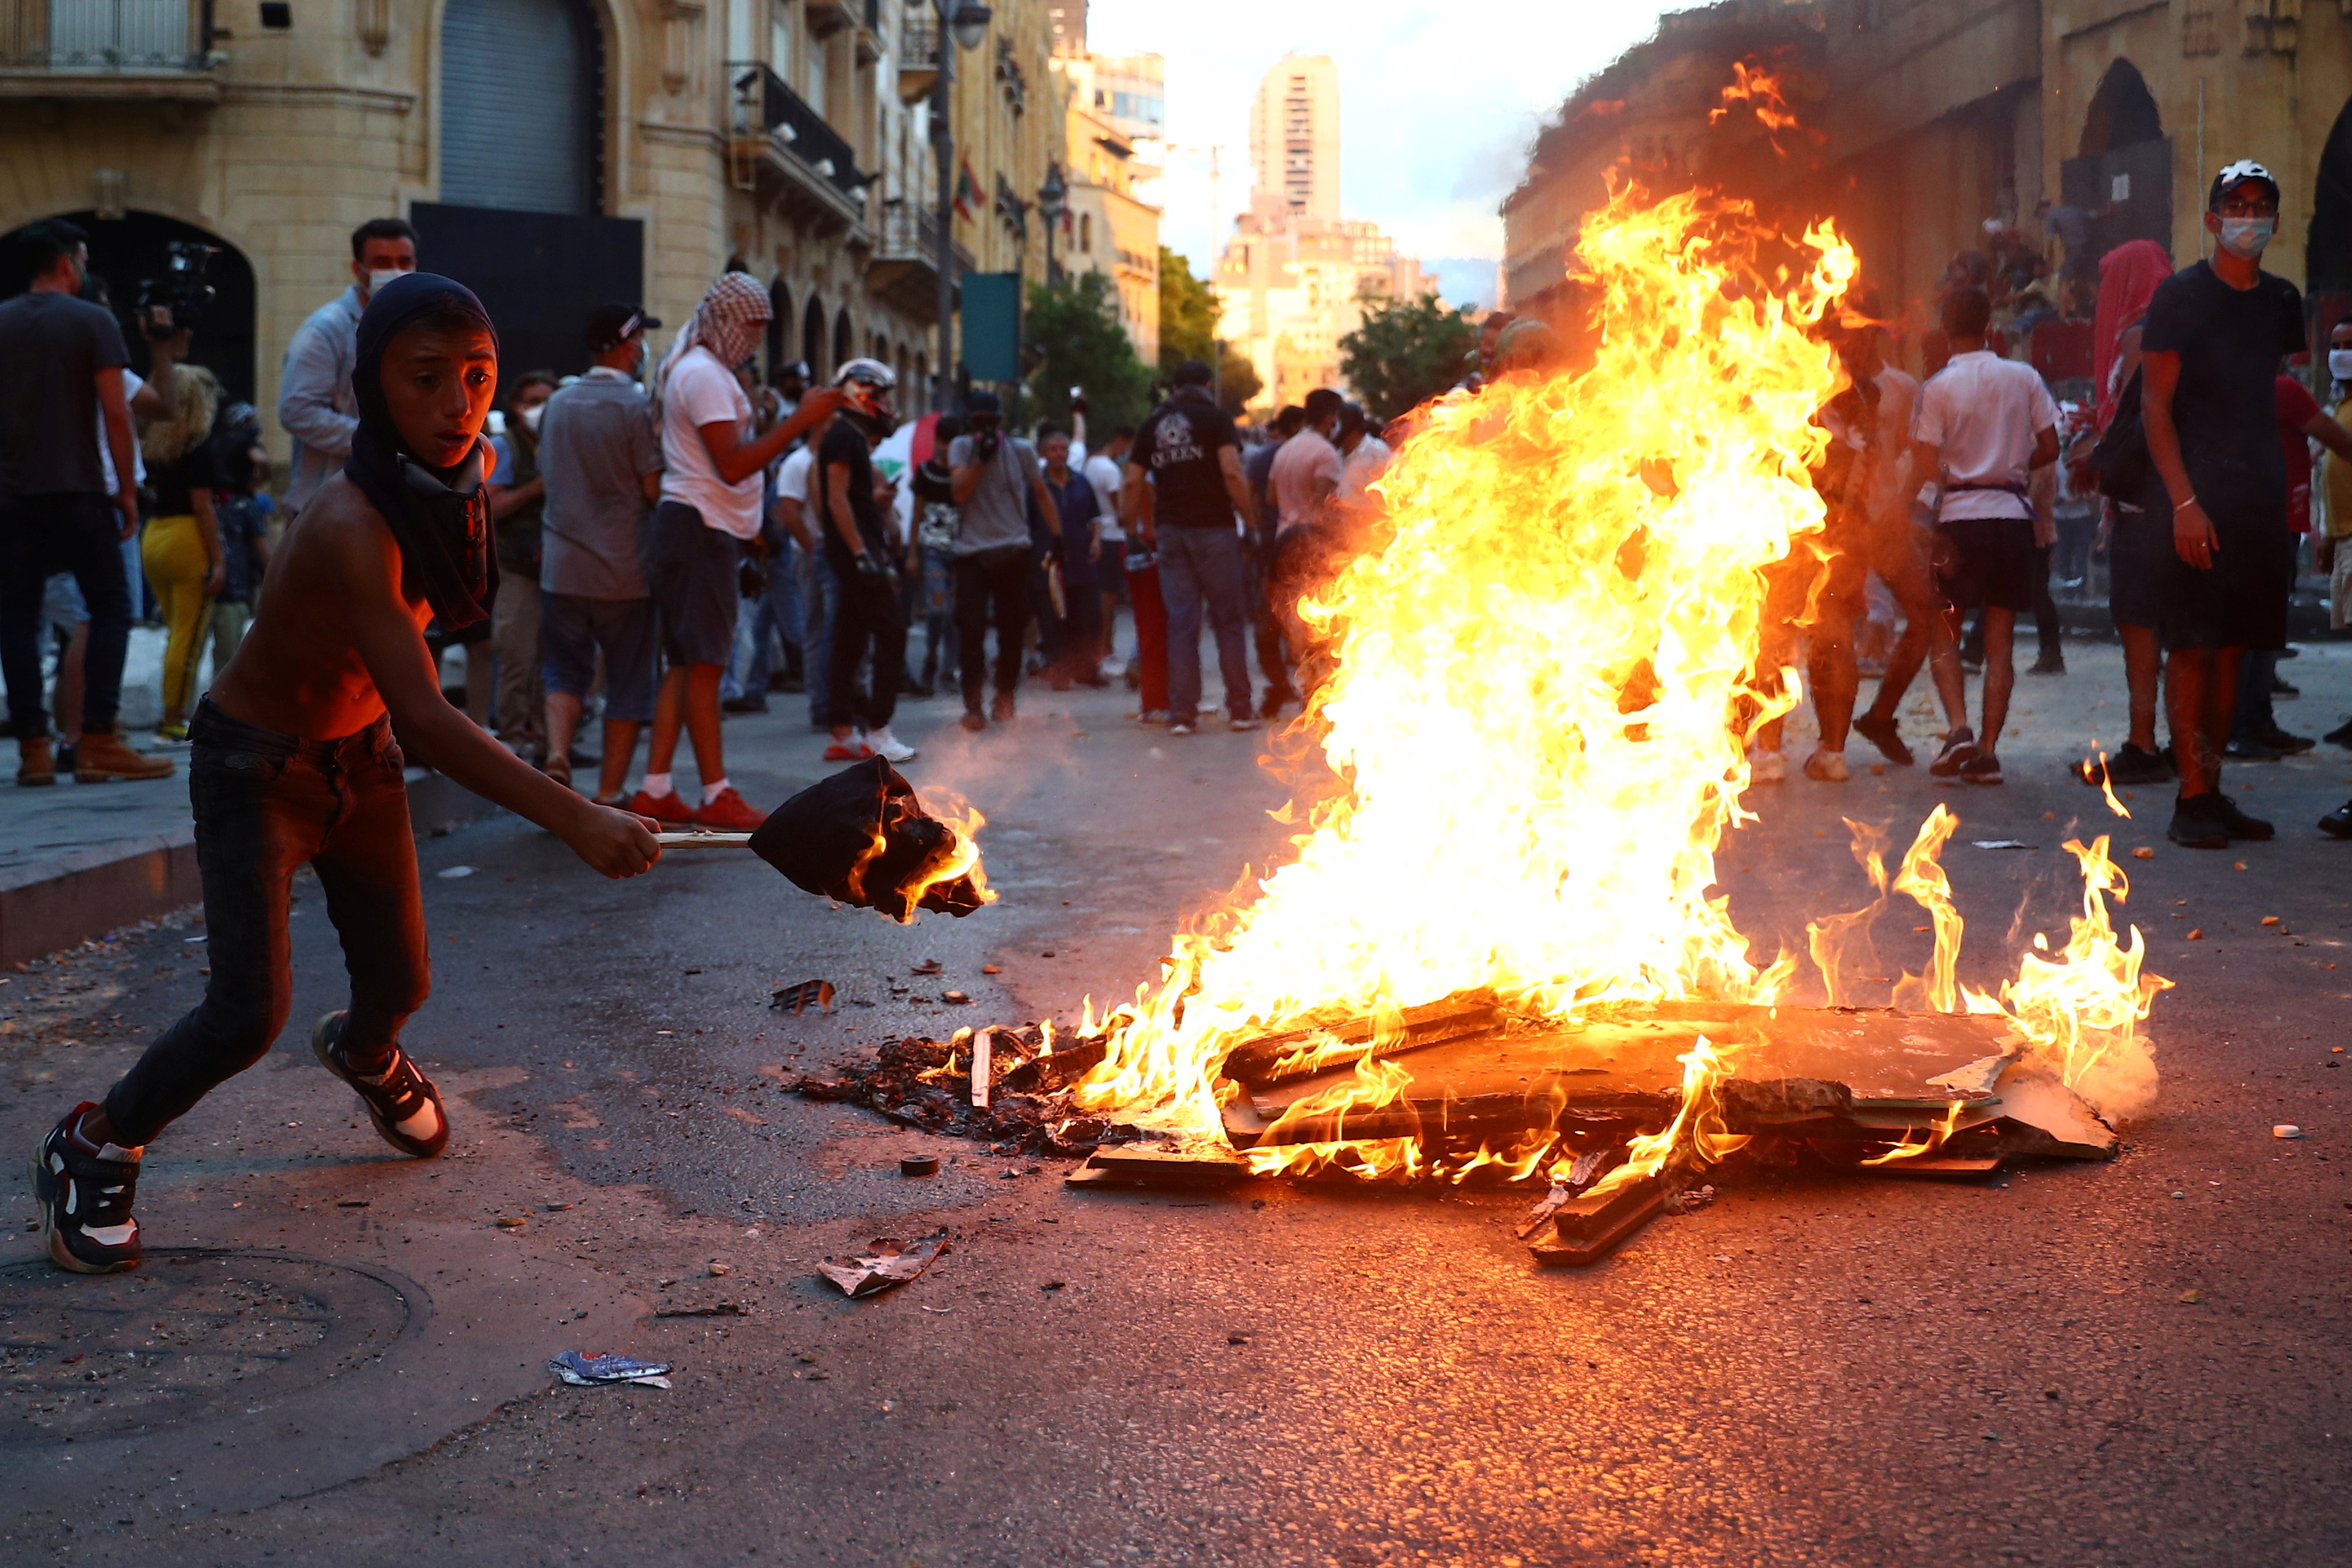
138,363,226,741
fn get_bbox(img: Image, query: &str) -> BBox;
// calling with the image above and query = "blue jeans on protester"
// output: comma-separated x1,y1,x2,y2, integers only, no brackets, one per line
723,535,807,704
1,493,133,739
1158,524,1252,725
801,549,841,729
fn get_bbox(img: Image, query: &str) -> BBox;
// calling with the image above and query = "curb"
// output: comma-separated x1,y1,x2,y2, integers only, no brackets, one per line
0,769,497,968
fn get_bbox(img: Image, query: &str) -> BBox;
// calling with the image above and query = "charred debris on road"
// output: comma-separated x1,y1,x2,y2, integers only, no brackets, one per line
792,995,2120,1266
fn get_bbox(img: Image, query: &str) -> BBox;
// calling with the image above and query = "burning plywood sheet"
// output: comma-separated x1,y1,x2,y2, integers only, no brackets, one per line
1219,1004,2021,1155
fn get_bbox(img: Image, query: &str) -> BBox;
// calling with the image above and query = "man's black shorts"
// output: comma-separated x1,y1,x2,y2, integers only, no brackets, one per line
1931,514,2036,614
2161,495,2294,652
2107,499,2171,630
647,501,742,667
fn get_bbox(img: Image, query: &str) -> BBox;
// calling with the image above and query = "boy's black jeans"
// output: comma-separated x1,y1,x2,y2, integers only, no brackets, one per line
103,698,430,1146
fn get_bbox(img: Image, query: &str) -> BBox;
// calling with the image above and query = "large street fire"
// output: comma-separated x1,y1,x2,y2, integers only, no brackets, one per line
1058,180,2170,1208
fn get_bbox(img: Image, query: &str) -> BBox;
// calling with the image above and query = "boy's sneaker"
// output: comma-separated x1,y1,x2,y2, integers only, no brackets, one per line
823,732,874,762
1227,715,1261,732
2166,794,2230,850
1851,714,1912,767
1802,749,1848,783
2214,794,2275,841
694,787,765,831
30,1104,143,1274
1959,753,2004,786
1169,720,1197,738
626,788,695,824
1747,748,1786,783
866,726,918,763
1928,728,1977,778
313,1012,449,1159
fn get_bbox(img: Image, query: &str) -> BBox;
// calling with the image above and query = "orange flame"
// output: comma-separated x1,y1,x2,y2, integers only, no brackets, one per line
1709,59,1802,134
1991,836,2168,1120
1860,1098,1966,1166
1576,1035,1750,1197
1806,818,1890,1006
1890,804,1963,1013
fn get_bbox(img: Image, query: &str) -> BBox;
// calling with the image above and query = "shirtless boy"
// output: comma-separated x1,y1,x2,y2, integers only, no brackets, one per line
32,276,665,1274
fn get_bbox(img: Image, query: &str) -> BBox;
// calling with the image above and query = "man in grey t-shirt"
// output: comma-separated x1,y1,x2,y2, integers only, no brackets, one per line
945,390,1060,728
536,304,665,802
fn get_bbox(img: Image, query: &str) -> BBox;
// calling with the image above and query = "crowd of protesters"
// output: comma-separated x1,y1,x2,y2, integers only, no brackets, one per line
1747,157,2352,847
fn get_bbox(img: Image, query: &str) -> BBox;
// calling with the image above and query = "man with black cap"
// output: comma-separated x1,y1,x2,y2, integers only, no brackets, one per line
538,303,665,804
1125,358,1261,736
2140,160,2306,848
30,274,665,1275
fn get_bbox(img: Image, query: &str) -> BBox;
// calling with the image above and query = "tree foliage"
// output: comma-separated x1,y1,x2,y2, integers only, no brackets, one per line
1024,271,1155,433
1158,245,1219,376
1215,347,1262,416
1337,291,1479,423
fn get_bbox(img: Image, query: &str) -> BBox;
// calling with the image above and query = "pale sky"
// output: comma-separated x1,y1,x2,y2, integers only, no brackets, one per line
1085,0,1676,278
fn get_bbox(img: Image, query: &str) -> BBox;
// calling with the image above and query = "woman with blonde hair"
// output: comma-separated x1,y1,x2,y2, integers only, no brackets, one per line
138,360,226,740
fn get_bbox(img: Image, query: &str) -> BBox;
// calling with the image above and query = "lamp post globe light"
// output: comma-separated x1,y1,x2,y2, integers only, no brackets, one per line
933,0,991,410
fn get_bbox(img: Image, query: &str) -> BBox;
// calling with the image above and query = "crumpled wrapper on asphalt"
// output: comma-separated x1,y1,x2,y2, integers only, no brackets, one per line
749,757,986,921
549,1350,672,1388
817,1229,950,1299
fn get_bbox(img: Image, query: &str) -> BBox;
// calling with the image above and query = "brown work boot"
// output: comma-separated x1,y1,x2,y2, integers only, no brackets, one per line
15,736,56,787
74,730,174,783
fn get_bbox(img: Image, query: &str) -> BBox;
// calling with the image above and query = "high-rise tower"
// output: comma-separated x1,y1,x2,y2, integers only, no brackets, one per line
1248,54,1340,222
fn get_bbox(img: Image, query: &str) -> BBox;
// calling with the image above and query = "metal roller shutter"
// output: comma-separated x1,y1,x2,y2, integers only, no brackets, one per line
440,0,590,215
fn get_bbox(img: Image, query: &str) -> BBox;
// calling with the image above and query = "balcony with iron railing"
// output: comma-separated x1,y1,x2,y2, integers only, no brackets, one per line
865,200,971,323
727,60,871,236
0,0,222,98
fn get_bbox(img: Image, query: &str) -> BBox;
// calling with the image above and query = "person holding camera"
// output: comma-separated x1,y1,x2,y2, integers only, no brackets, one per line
0,220,174,785
949,391,1062,730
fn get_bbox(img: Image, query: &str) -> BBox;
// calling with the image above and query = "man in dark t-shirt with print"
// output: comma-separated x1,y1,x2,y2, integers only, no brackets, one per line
0,220,174,786
2141,160,2306,849
1124,359,1264,736
814,358,916,765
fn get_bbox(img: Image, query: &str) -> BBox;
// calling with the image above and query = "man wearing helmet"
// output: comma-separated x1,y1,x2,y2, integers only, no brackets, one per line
2140,160,2306,848
814,358,918,763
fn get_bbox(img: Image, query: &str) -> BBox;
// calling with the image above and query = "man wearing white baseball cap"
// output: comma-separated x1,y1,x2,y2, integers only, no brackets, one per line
2139,159,2305,849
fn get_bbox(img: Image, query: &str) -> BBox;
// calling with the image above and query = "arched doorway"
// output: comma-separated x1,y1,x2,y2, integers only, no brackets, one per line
766,275,794,381
832,307,851,376
2061,59,2172,265
802,294,826,381
0,210,258,409
440,0,603,215
2311,100,2352,294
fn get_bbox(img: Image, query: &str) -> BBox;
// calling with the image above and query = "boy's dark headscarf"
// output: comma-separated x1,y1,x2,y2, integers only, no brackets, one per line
344,273,500,630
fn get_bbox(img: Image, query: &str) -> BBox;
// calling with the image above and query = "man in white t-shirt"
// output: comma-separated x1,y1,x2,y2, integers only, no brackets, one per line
1082,424,1132,669
773,435,839,731
1266,388,1345,698
1333,403,1391,506
1910,285,2059,787
629,273,841,830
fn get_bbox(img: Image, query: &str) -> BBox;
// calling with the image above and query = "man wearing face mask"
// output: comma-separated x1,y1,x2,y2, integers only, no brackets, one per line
279,218,419,519
2140,161,2307,848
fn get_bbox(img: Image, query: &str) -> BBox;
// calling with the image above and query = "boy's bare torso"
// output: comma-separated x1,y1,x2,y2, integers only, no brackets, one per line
208,474,436,739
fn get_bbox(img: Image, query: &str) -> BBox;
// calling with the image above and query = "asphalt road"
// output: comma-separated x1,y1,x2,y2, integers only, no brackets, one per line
3,644,2349,1567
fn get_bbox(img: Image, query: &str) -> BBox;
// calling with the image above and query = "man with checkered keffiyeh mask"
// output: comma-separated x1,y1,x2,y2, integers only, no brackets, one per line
630,272,843,832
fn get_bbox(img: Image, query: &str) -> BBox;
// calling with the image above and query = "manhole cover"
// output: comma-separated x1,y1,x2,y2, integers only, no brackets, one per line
0,1250,419,1444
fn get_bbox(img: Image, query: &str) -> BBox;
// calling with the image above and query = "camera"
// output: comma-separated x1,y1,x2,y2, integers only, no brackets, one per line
135,240,219,340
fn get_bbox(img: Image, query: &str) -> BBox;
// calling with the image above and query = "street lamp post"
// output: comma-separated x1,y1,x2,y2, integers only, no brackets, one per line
931,0,991,412
1038,163,1067,288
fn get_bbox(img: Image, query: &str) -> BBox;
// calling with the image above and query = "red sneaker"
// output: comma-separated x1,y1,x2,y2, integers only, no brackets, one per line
628,789,694,824
694,787,764,831
823,734,874,762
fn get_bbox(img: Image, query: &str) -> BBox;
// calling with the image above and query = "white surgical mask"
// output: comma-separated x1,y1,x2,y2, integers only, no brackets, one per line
2217,216,2275,260
519,403,544,433
366,267,405,297
2330,349,2352,383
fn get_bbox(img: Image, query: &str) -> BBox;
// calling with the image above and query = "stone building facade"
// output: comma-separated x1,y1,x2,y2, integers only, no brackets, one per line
1502,0,2352,366
0,0,1052,453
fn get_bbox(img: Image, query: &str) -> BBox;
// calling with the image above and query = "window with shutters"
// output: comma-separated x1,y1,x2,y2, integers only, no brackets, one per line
440,0,603,215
